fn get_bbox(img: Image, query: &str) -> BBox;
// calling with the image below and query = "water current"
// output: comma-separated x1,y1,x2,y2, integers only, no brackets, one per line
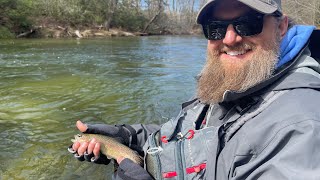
0,36,206,179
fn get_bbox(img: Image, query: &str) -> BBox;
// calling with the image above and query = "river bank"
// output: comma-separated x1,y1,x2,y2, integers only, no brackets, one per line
15,24,203,39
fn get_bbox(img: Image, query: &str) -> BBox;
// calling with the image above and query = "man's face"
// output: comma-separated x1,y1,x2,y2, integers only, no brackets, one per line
197,0,288,103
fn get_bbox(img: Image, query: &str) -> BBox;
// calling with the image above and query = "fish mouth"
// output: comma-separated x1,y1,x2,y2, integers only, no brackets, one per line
71,134,82,143
75,134,83,139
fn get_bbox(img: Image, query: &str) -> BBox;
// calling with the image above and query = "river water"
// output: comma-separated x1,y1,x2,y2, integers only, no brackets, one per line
0,36,206,179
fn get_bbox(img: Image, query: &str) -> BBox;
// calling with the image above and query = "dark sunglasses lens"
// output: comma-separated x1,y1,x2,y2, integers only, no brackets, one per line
235,16,264,36
206,24,227,40
203,14,264,40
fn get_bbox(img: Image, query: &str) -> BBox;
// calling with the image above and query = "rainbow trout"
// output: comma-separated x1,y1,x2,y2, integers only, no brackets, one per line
71,134,143,166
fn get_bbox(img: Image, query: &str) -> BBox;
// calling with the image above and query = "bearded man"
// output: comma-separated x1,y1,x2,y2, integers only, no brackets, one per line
69,0,320,179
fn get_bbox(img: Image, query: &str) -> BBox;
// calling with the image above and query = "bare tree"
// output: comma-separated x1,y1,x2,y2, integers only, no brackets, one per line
143,0,165,32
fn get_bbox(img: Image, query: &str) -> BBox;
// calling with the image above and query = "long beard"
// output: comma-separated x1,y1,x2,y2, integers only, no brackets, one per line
197,35,280,104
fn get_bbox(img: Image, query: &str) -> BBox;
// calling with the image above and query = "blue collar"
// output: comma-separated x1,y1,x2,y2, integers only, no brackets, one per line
277,25,315,68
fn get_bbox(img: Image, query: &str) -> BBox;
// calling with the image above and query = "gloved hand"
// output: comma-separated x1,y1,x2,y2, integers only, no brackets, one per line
68,120,138,165
114,157,153,180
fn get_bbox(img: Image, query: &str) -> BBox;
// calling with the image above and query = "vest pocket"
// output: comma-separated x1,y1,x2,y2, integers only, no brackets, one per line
145,131,163,180
182,128,216,179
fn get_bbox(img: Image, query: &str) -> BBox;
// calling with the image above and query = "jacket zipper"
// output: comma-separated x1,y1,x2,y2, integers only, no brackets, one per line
176,138,186,179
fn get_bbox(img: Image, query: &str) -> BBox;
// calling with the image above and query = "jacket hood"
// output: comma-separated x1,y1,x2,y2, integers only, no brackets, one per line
222,26,320,102
277,25,315,68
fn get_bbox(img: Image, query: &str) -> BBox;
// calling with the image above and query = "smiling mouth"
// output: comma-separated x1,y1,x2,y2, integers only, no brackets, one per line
224,48,252,56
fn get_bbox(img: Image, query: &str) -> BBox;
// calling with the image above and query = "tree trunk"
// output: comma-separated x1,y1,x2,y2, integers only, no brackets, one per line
104,0,118,31
143,0,164,33
143,10,161,32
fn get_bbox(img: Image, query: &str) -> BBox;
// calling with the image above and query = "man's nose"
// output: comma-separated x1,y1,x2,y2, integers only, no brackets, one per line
222,24,243,46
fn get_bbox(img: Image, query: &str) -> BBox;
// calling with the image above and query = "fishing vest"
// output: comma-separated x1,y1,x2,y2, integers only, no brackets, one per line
143,89,286,180
143,98,210,180
142,67,319,180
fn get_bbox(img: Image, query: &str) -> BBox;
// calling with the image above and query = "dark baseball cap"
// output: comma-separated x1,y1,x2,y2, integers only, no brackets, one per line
196,0,282,24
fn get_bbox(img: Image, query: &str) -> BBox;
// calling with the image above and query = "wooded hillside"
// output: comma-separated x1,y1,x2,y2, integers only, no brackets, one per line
0,0,319,38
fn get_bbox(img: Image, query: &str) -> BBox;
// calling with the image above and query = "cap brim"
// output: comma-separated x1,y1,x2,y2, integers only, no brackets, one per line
238,0,278,14
196,0,216,24
196,0,279,24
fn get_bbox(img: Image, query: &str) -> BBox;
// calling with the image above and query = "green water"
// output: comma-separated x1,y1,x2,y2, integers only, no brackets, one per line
0,36,206,179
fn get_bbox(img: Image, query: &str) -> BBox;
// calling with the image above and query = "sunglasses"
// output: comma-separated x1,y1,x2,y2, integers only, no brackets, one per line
202,12,265,40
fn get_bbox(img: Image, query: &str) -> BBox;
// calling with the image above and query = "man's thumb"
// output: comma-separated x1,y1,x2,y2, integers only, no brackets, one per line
76,120,88,132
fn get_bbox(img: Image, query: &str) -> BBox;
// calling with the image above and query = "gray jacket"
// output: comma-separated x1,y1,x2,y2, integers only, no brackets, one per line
133,30,320,180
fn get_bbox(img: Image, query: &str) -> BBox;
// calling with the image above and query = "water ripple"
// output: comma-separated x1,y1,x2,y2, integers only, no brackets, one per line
0,36,206,179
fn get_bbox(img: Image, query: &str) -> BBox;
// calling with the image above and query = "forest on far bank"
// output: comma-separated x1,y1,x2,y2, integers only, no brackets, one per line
0,0,319,39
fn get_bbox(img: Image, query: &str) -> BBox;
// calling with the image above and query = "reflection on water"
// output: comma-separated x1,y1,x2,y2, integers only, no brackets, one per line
0,36,206,179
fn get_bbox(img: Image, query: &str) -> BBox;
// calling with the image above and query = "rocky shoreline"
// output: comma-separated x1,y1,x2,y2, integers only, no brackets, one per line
16,25,201,39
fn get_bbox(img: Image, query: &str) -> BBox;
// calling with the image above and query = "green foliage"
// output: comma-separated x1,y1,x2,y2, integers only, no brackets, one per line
0,0,18,10
32,0,112,26
8,9,33,32
113,6,147,31
78,0,110,25
0,0,34,37
0,26,15,39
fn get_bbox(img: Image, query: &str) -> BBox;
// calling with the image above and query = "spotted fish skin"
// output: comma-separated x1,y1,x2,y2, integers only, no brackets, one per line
72,133,143,166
